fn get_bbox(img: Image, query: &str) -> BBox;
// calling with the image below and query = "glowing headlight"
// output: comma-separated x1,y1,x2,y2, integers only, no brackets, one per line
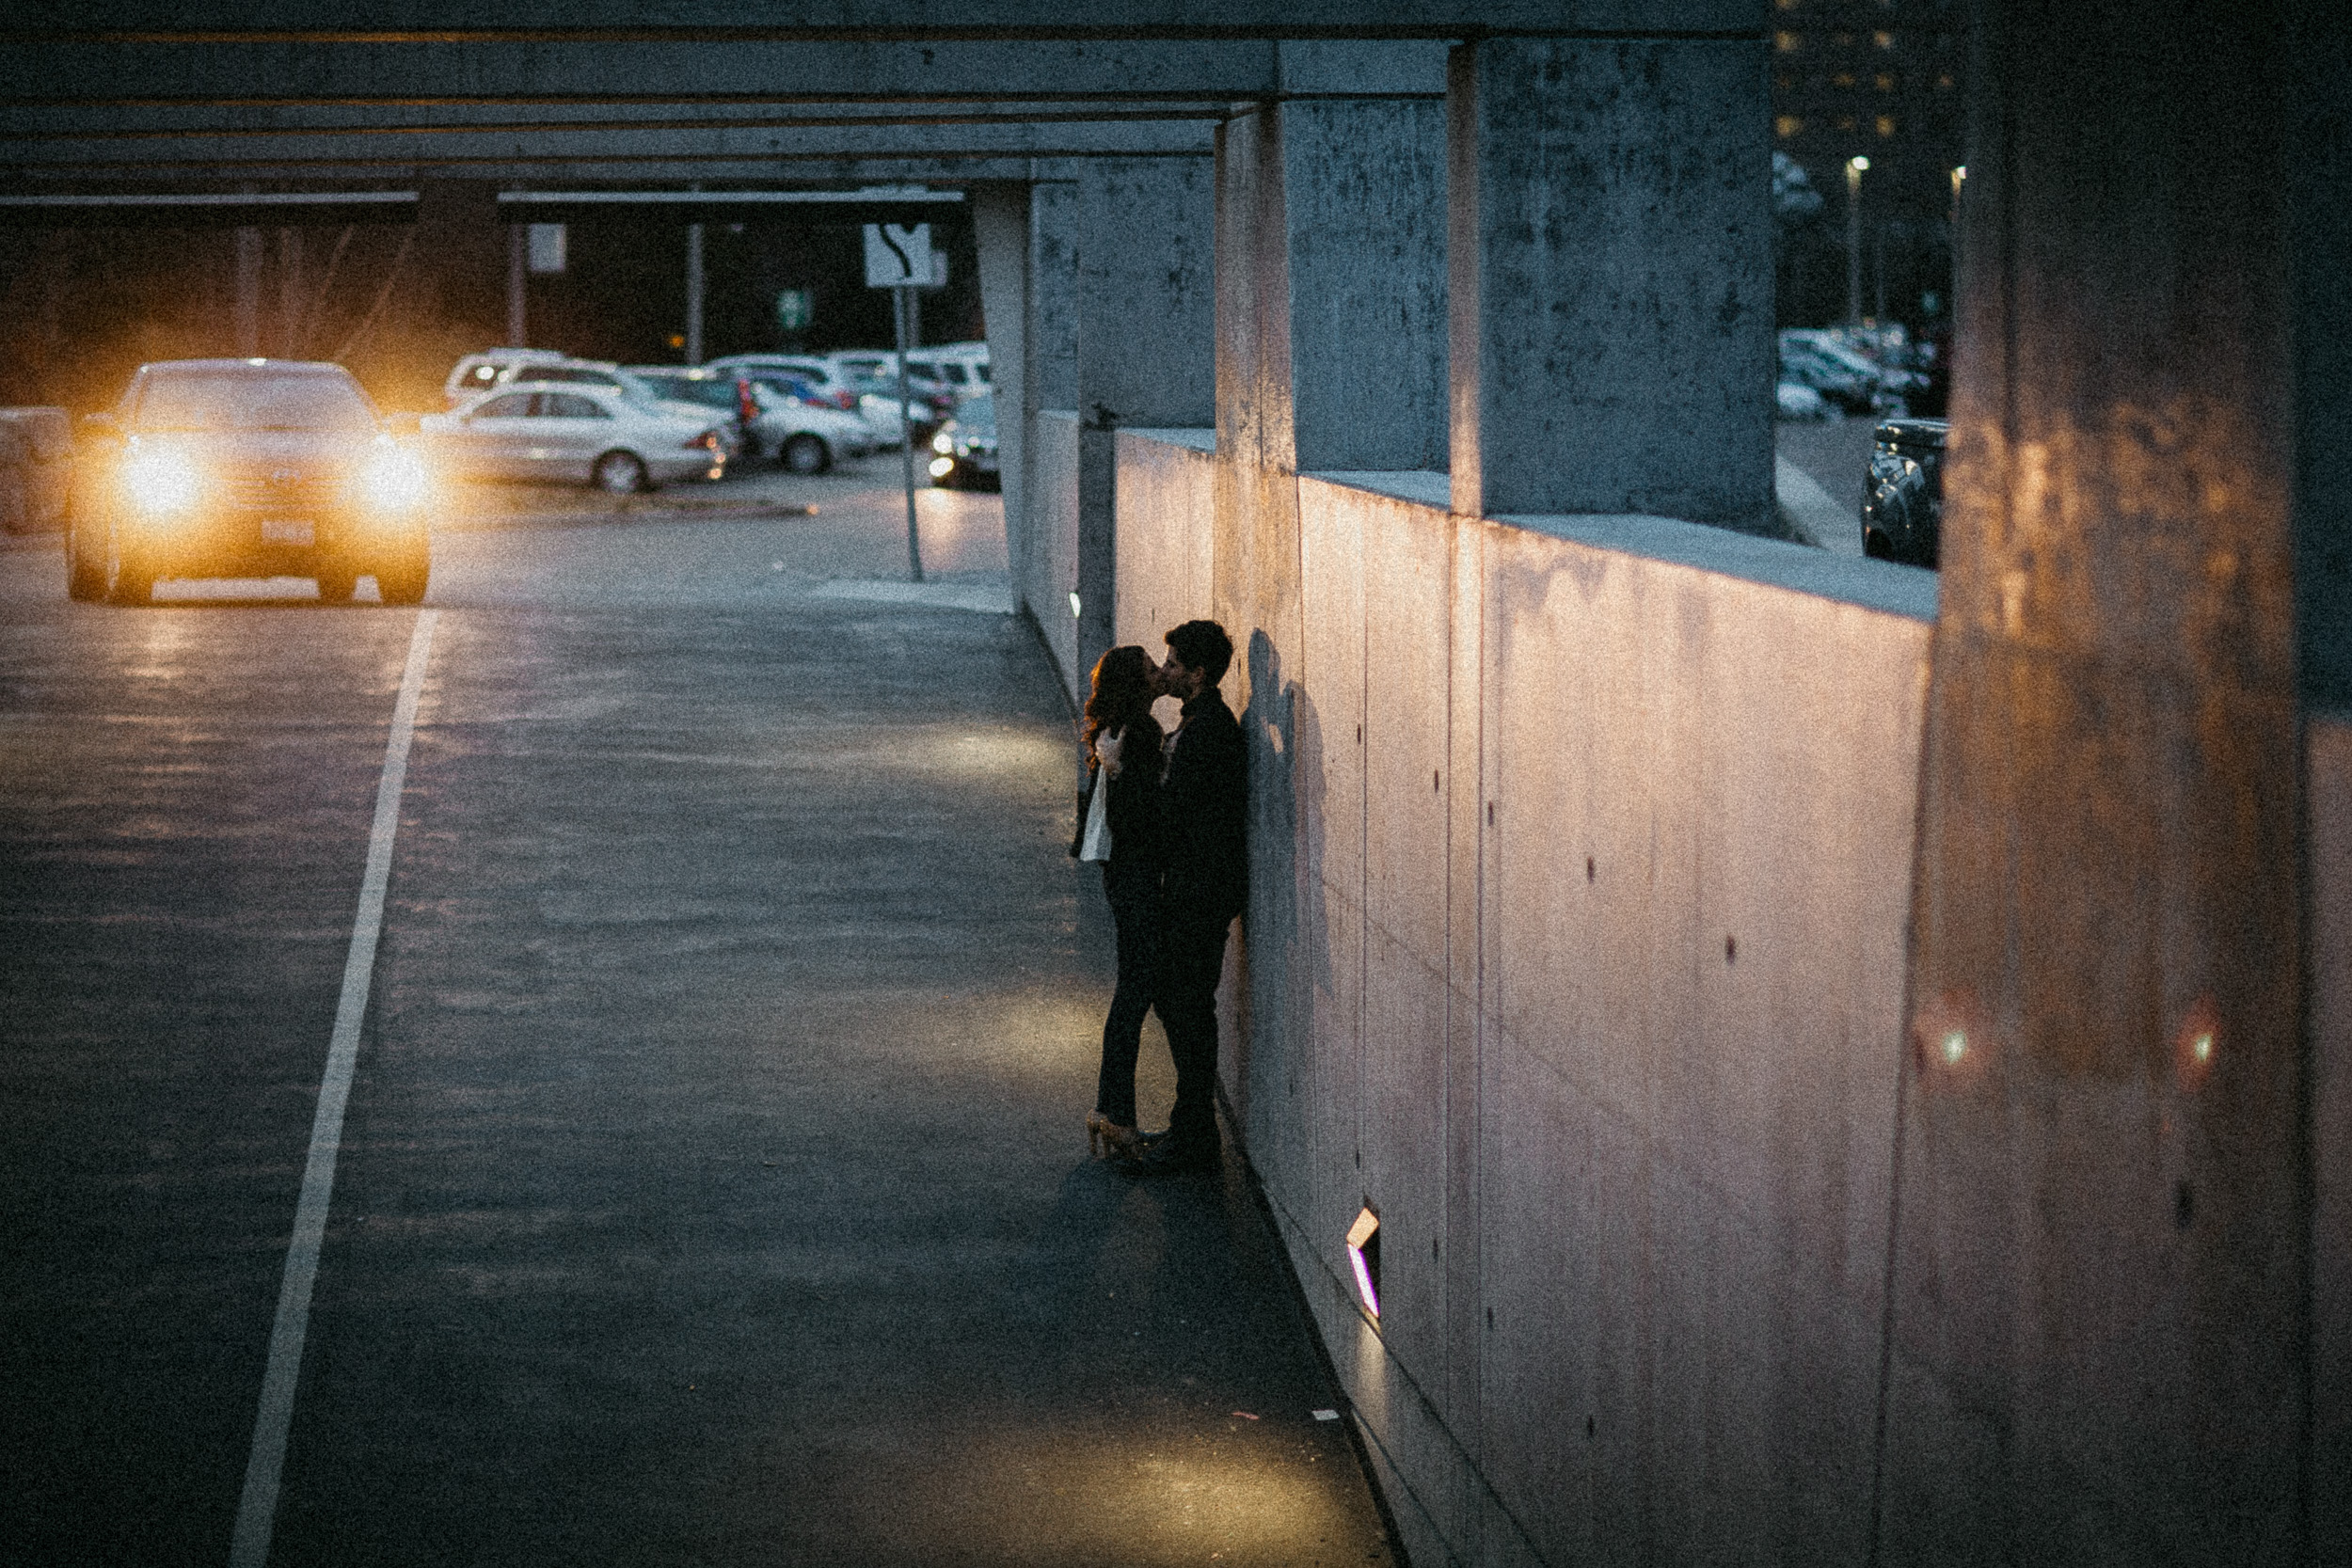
930,430,954,454
120,444,200,514
929,456,956,479
358,444,431,510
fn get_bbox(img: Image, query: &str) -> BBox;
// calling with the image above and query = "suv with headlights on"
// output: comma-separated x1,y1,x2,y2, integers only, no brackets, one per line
66,359,431,606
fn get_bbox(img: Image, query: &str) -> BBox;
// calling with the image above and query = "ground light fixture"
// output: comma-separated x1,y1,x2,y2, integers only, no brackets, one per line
1345,1206,1381,1321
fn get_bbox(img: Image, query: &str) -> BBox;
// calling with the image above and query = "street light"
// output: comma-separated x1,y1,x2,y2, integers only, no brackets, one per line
1846,155,1870,326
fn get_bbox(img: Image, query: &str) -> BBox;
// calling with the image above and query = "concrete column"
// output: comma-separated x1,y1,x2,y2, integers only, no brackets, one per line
1883,1,2309,1560
1445,37,1772,530
233,227,262,357
971,182,1030,610
1015,181,1080,670
1217,99,1447,483
275,228,303,358
1075,156,1215,682
506,224,527,348
684,222,706,364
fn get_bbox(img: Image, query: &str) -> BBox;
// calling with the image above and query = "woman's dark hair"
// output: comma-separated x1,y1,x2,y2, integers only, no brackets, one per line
1083,645,1160,770
1163,619,1232,688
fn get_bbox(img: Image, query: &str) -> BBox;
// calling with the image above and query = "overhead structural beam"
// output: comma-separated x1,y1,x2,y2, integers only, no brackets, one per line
0,37,1635,107
6,1,1755,36
0,119,1222,170
0,101,1234,139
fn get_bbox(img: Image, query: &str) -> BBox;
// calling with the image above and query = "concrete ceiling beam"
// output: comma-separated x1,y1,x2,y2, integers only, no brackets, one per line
0,101,1232,139
0,120,1222,170
10,2,1760,37
0,37,1592,108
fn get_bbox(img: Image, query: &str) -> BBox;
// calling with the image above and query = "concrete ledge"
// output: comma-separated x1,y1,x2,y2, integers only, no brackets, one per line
1494,508,1938,622
1121,425,1215,453
1309,468,1451,511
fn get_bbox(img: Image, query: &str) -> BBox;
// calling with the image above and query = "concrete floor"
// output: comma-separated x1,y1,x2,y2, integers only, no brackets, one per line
0,458,1396,1567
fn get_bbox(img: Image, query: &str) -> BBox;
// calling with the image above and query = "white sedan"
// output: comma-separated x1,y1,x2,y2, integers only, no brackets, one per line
421,383,727,491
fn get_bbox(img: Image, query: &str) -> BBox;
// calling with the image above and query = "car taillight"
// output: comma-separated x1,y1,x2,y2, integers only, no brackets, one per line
833,389,855,412
736,378,757,424
686,432,721,451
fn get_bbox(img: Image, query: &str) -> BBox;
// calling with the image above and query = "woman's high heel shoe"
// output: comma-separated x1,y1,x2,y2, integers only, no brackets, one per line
1086,1111,1142,1159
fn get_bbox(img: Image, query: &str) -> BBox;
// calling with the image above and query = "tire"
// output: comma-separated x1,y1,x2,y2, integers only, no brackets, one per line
779,434,831,476
592,451,649,494
315,559,358,604
65,521,105,602
374,538,430,606
104,528,154,606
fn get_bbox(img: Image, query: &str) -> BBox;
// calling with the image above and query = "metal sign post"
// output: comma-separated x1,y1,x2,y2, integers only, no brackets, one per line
865,223,932,584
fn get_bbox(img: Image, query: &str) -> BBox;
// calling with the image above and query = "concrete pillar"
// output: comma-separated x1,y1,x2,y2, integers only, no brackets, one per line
506,225,527,348
1445,37,1773,530
233,227,262,357
1883,1,2309,1559
2296,10,2352,1560
275,228,303,359
1075,156,1215,681
684,222,706,364
971,182,1030,610
1217,101,1448,481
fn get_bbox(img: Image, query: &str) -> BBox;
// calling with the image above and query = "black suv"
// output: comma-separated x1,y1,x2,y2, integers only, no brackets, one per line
1862,417,1947,567
67,358,430,605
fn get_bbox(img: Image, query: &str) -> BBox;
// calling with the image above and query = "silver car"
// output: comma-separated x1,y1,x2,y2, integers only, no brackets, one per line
421,383,725,492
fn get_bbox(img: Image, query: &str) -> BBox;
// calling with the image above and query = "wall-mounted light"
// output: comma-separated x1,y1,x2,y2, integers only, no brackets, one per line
1345,1206,1381,1321
1069,591,1082,620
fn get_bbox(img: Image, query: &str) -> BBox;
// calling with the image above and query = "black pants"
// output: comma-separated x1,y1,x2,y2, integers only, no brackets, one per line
1092,861,1161,1128
1154,902,1233,1147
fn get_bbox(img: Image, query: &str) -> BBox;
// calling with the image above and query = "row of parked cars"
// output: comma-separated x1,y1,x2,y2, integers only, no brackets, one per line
437,344,990,483
1775,326,1940,422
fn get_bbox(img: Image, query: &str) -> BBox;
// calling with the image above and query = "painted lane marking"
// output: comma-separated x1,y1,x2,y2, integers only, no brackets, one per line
230,610,439,1568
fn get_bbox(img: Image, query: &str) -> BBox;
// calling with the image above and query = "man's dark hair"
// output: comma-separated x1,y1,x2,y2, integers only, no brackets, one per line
1164,620,1232,688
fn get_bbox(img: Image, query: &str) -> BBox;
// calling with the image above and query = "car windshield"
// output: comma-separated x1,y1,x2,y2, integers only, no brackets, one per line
134,370,377,433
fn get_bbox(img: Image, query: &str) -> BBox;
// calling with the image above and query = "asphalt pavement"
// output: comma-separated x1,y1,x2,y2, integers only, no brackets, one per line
0,456,1395,1567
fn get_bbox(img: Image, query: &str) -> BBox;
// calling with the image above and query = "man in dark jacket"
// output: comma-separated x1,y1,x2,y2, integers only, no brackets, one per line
1125,619,1248,1175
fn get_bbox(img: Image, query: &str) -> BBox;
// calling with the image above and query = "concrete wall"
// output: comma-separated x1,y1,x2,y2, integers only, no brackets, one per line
1111,429,1951,1562
1031,410,1082,704
2315,713,2352,1566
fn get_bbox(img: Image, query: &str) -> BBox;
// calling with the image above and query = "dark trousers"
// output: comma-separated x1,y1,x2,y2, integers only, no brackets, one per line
1153,903,1232,1146
1093,862,1161,1128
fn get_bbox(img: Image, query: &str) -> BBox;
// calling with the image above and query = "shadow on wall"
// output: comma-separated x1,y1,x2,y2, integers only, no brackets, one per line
1232,627,1322,1157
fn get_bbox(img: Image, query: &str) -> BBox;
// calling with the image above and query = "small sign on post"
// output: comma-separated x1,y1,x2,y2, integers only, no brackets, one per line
865,224,932,583
862,224,934,289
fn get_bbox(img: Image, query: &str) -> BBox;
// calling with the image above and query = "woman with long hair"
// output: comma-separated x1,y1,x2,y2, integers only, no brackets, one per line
1071,644,1168,1159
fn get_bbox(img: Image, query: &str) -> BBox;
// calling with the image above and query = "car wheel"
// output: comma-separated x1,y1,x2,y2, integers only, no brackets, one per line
593,451,649,494
780,434,831,475
65,520,106,602
104,529,154,606
374,539,431,606
315,559,358,604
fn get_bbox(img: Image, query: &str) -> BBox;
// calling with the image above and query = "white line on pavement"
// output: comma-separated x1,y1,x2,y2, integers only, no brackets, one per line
230,610,439,1568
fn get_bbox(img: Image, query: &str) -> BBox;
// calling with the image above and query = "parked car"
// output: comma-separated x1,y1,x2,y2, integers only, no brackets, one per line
419,383,726,492
704,355,861,414
926,395,999,490
835,368,954,446
1776,381,1834,421
444,347,570,406
65,357,431,605
730,373,881,472
1862,416,1947,566
1780,328,1926,416
623,367,756,461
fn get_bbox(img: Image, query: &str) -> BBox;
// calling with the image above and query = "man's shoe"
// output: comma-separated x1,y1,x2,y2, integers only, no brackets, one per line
1130,1133,1219,1176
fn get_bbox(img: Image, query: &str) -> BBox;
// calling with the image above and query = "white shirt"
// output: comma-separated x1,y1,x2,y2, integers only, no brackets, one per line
1078,729,1120,863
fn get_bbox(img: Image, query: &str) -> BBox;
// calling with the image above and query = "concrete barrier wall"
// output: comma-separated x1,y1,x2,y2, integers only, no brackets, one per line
1095,429,2351,1566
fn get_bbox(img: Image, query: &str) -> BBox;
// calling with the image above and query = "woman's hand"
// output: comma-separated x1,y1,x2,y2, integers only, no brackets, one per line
1096,727,1123,778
